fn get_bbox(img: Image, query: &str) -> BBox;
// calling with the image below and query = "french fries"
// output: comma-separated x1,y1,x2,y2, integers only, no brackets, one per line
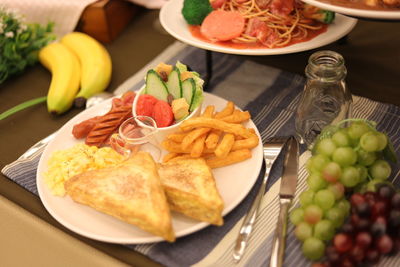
206,149,252,169
162,101,259,168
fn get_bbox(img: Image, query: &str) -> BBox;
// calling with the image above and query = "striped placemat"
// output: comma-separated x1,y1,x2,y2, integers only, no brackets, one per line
3,42,400,267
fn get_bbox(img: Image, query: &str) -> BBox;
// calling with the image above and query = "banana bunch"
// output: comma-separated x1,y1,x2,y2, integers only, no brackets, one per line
39,32,112,115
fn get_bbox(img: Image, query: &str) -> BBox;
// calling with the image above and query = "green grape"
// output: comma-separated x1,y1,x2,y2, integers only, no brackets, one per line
366,178,385,192
357,149,377,166
304,205,323,225
332,129,350,147
376,132,388,151
314,189,335,210
335,199,351,217
316,138,337,157
360,131,379,152
314,220,334,241
295,222,313,241
306,157,313,173
302,237,325,261
324,207,345,228
369,159,391,180
322,161,342,183
299,190,315,207
290,208,304,226
327,182,345,200
355,164,368,183
332,147,357,167
307,172,328,191
347,121,371,140
308,154,330,173
340,166,361,187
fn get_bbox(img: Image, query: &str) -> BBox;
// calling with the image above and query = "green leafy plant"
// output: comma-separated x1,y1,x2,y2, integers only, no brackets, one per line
0,7,55,84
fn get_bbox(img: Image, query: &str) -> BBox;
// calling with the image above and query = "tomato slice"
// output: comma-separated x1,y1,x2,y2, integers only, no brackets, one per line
152,100,174,127
136,94,158,117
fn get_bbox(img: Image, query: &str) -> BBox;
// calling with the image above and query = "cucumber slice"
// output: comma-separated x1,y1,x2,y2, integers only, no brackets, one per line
145,70,169,102
182,78,196,108
166,67,182,99
190,86,204,112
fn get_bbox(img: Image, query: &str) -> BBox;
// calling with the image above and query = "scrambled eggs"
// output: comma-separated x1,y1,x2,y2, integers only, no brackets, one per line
44,143,124,196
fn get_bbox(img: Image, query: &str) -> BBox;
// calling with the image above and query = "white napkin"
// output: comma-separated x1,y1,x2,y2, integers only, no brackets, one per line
1,0,97,37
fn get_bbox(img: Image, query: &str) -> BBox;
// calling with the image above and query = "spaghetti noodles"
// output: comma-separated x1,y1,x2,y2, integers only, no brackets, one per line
204,0,332,48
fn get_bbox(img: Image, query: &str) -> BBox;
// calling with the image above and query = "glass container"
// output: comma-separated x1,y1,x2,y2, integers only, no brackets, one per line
295,50,352,147
109,116,161,160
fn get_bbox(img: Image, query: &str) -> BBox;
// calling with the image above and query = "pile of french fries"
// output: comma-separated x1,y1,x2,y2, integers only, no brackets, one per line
161,101,259,168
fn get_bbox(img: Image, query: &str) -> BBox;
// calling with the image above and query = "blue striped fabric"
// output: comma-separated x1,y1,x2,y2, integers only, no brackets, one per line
2,46,400,267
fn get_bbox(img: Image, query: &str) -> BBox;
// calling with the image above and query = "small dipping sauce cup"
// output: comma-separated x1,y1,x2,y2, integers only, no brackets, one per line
109,116,161,160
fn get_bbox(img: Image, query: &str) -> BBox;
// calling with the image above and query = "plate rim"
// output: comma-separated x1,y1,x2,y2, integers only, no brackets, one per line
159,0,358,56
36,92,263,244
301,0,400,20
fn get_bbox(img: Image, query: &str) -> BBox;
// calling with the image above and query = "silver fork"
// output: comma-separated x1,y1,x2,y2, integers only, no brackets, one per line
233,136,289,263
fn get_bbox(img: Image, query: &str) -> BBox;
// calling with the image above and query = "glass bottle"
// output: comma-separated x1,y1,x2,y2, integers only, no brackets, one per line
295,50,352,148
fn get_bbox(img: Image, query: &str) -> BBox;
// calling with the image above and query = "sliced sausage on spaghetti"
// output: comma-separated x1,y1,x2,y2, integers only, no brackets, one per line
200,10,245,41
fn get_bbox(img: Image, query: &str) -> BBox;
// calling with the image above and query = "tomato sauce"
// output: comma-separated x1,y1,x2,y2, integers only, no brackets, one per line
188,25,328,49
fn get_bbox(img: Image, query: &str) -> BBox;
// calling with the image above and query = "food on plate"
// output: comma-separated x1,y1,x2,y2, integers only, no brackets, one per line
318,0,400,10
72,91,136,147
162,102,258,168
180,117,253,138
172,98,190,120
39,42,81,115
289,119,397,261
182,0,213,25
183,0,336,49
135,61,204,127
64,151,175,242
158,157,224,225
200,10,246,41
44,143,124,196
60,32,112,108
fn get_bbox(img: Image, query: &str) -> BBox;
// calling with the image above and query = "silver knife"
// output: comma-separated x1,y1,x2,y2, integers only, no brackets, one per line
269,136,299,267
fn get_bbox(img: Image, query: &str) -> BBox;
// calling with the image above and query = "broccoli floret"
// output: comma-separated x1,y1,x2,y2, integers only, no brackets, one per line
302,4,336,24
182,0,213,25
313,10,335,24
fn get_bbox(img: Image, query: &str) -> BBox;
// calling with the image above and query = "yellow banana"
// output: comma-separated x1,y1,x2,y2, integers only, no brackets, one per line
60,32,112,108
39,42,81,115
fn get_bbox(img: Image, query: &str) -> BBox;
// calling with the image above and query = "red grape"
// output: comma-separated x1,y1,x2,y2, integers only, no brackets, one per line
334,233,353,253
364,191,377,206
355,202,371,218
389,210,400,229
371,216,387,237
356,232,372,249
365,248,380,264
372,201,388,219
341,223,355,234
391,193,400,209
350,193,365,207
376,234,393,254
325,246,340,264
377,184,395,200
350,245,365,262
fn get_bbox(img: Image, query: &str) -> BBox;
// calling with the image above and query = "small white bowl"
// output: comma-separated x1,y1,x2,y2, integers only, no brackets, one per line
132,86,202,144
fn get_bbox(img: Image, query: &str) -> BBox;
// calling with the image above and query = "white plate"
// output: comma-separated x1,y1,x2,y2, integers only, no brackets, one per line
301,0,400,20
159,0,358,56
37,92,263,244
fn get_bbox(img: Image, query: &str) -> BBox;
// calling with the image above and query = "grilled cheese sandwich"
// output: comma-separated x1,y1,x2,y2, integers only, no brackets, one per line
64,151,175,242
158,158,224,226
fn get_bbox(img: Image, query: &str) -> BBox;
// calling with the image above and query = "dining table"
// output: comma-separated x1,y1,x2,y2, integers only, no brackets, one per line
1,7,400,267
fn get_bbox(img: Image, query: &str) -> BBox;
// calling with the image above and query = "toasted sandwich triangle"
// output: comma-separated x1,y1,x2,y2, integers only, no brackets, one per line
158,158,224,226
64,151,175,242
